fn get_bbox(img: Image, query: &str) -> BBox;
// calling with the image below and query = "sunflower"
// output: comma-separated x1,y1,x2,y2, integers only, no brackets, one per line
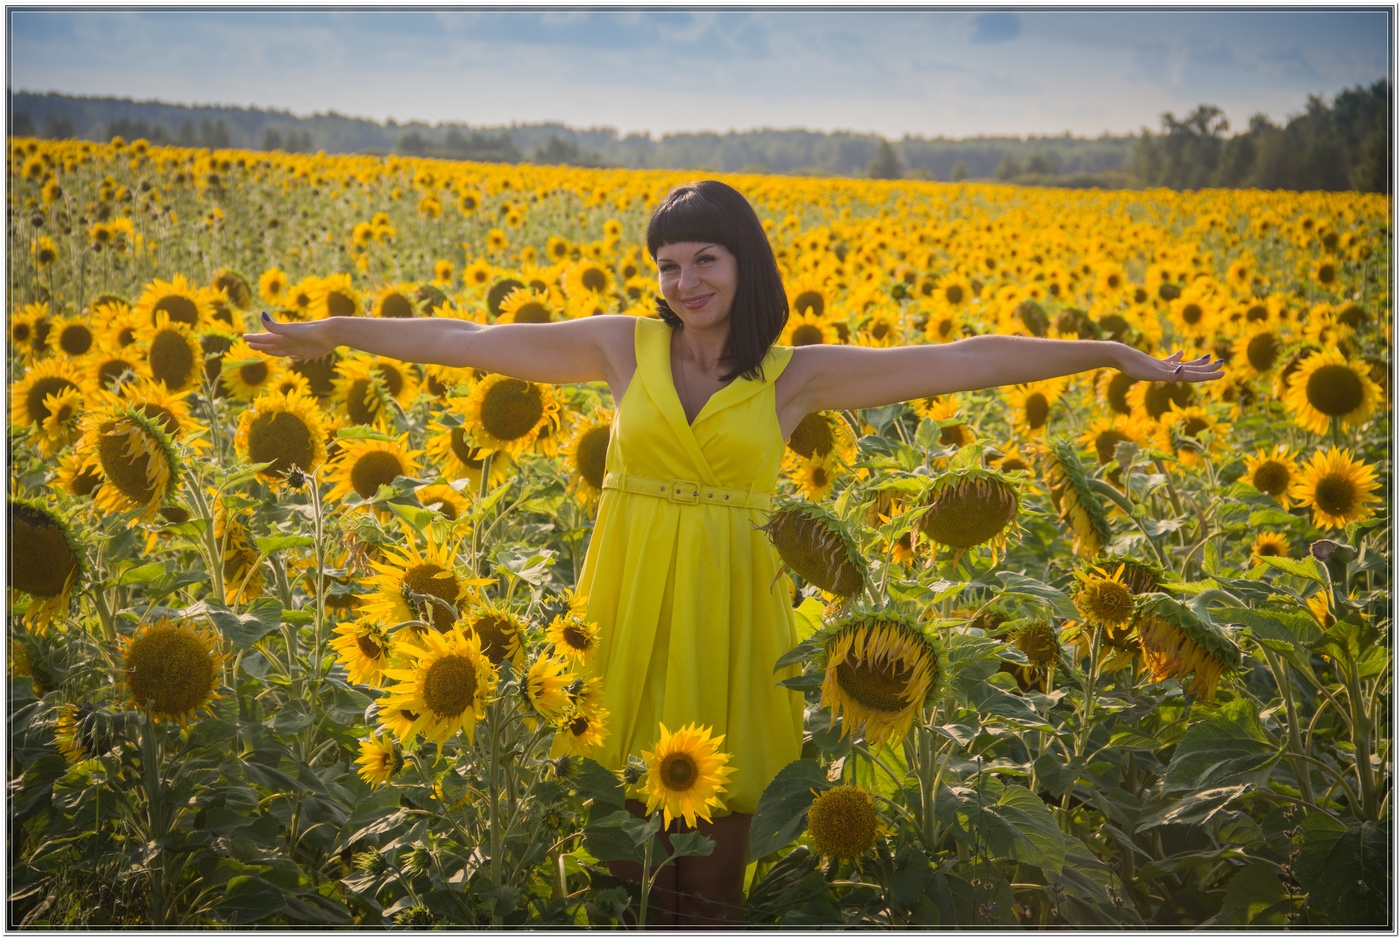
284,278,319,321
132,273,212,329
1135,594,1240,701
119,617,229,726
76,405,180,523
1159,403,1229,468
819,612,940,748
1073,564,1136,630
8,499,83,632
425,406,514,489
933,272,973,309
498,286,557,324
359,526,486,632
211,267,253,311
546,604,600,665
1077,415,1151,488
54,704,93,765
561,258,613,303
916,468,1019,561
10,357,85,456
1251,532,1291,565
330,618,394,688
761,499,867,599
916,396,977,451
53,450,104,499
330,356,421,428
1003,378,1066,438
234,390,329,487
787,457,840,502
325,435,423,506
785,411,857,466
355,734,404,786
1230,324,1285,379
641,722,736,828
258,268,289,306
562,406,612,503
781,309,839,347
137,313,204,392
50,316,96,359
1288,447,1382,530
414,482,473,522
218,338,284,401
525,654,576,724
558,704,610,757
1040,438,1113,559
215,506,264,605
463,600,527,670
1282,346,1381,436
1126,378,1196,424
371,283,419,319
314,272,363,318
807,785,880,862
1015,621,1062,672
1242,445,1299,509
8,302,49,362
459,374,560,457
922,305,964,344
1167,287,1218,340
378,627,498,745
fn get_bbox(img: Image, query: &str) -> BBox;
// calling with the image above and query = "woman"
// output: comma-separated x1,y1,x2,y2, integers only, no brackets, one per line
246,180,1222,925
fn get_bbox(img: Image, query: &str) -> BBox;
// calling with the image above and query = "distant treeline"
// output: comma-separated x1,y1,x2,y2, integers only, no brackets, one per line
9,84,1389,192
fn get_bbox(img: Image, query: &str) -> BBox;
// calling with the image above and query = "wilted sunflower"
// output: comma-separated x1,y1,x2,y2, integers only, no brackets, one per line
785,411,857,466
1040,438,1113,559
378,627,498,745
360,526,487,632
761,499,867,599
355,734,404,786
562,406,612,504
1251,532,1291,564
132,273,212,329
916,467,1019,561
76,404,180,523
819,612,940,748
325,435,423,506
1135,594,1240,700
120,617,229,726
330,618,394,688
1242,445,1299,508
8,499,83,631
460,374,560,457
1015,621,1062,671
1073,564,1136,630
1288,446,1382,530
641,722,736,828
138,313,204,392
10,357,85,457
525,654,576,724
807,785,880,862
1282,346,1381,436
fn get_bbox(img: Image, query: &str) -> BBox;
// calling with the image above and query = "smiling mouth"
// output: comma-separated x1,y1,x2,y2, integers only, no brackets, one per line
680,295,710,308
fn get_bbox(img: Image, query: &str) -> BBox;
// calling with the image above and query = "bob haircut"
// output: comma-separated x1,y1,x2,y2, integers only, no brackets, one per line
646,180,789,382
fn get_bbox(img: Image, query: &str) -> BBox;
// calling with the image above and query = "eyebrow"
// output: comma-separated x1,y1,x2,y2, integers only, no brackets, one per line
658,243,718,261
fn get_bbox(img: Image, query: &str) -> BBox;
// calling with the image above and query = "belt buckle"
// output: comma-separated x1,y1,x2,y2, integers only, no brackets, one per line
667,479,700,504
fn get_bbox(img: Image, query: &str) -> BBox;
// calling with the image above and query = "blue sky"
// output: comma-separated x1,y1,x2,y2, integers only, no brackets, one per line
7,7,1392,139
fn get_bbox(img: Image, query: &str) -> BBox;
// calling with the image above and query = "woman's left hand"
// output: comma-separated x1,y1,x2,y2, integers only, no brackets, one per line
1117,349,1225,383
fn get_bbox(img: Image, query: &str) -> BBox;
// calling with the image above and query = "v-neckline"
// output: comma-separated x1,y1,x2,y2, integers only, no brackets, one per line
668,335,735,427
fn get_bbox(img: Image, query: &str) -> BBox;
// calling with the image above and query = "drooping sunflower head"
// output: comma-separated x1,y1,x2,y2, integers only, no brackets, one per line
1134,593,1240,700
8,498,84,632
761,499,868,599
1093,553,1164,596
234,390,329,488
807,785,881,863
1073,564,1137,630
119,617,229,726
460,374,559,456
355,733,404,786
330,618,394,688
1039,438,1113,559
77,404,181,523
1015,621,1062,669
463,601,527,669
1288,446,1383,531
818,611,940,749
377,626,498,745
1283,345,1381,436
916,467,1020,561
641,721,736,829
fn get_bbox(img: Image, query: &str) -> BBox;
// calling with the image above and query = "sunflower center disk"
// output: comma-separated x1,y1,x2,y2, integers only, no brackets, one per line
97,422,160,502
563,624,592,651
835,658,913,714
1315,474,1358,515
1252,461,1290,496
350,451,405,500
154,295,199,326
26,376,78,423
127,628,216,716
149,330,195,389
9,510,77,597
791,324,824,346
356,632,386,660
450,429,487,469
422,654,477,718
576,428,610,489
919,480,1016,549
661,752,698,791
1306,365,1365,416
1246,333,1279,371
471,615,518,664
248,411,316,476
481,380,544,441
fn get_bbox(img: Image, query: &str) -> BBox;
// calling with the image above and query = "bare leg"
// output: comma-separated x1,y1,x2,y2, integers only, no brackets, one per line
606,799,678,926
674,811,751,927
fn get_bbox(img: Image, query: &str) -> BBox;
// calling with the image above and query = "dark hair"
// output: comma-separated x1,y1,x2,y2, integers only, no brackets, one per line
646,180,789,382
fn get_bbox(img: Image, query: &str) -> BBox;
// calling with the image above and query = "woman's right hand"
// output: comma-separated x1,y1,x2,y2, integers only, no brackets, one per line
244,312,339,360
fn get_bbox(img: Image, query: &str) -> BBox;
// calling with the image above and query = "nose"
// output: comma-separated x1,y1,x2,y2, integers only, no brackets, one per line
677,264,700,292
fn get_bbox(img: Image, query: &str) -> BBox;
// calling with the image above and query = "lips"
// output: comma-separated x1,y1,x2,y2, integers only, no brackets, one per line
680,294,711,310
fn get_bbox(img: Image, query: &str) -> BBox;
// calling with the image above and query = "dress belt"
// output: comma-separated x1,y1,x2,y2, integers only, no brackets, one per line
602,471,772,510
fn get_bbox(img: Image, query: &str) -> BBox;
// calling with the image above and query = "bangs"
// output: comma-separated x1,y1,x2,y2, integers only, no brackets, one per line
646,188,733,257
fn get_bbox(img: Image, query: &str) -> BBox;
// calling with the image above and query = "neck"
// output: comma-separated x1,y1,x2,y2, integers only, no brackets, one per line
674,324,730,375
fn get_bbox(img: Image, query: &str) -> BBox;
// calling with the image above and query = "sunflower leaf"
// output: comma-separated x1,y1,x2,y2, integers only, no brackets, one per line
1162,699,1280,793
1255,555,1325,584
669,830,716,859
253,534,316,555
956,784,1067,875
749,759,829,859
995,571,1078,620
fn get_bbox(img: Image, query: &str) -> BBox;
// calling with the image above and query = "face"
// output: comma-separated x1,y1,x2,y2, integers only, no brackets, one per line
655,241,738,331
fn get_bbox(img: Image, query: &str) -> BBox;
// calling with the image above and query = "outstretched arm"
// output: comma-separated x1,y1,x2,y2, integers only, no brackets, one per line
243,312,636,389
781,335,1223,416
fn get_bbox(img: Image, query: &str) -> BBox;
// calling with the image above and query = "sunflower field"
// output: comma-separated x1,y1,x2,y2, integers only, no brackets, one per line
6,136,1392,927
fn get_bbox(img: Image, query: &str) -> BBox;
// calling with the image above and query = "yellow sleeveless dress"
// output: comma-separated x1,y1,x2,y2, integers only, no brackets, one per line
571,316,804,815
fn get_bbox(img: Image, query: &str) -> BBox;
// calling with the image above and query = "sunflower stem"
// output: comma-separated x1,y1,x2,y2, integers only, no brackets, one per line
638,835,653,929
1261,646,1317,807
487,699,504,920
185,474,226,603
